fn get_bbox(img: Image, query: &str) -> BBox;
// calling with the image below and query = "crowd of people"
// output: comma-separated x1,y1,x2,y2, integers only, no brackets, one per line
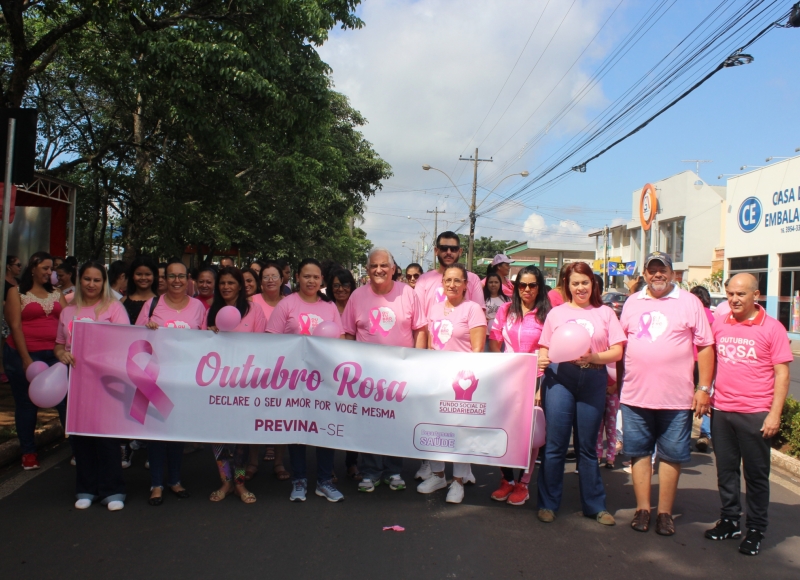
1,233,791,557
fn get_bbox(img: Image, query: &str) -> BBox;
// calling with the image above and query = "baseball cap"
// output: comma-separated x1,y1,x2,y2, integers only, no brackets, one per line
491,254,514,266
644,251,673,269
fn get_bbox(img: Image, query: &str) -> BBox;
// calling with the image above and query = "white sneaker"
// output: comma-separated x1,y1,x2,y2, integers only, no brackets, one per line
107,500,124,511
462,467,476,485
386,474,406,491
446,480,465,504
417,473,447,494
415,461,432,481
74,499,91,510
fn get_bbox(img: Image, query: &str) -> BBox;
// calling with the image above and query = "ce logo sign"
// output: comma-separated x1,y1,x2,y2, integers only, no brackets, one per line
737,197,762,233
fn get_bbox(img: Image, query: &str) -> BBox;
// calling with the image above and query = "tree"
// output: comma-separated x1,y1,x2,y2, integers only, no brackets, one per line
457,235,519,275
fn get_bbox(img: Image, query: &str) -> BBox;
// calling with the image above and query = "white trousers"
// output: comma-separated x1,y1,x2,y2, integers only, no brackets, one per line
429,461,471,478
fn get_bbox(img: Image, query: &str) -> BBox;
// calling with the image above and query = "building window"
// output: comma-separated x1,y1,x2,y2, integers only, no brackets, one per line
729,254,768,311
779,252,800,331
659,218,685,263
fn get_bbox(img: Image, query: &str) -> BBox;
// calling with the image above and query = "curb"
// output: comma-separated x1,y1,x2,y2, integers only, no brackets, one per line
0,419,64,468
771,448,800,479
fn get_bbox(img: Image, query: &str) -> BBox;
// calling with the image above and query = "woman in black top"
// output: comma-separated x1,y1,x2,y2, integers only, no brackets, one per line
121,257,159,323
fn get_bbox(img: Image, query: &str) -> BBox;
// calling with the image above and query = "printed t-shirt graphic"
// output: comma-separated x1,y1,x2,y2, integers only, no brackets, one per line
341,282,426,347
56,301,131,351
427,301,487,353
135,296,207,330
539,303,626,356
265,292,343,336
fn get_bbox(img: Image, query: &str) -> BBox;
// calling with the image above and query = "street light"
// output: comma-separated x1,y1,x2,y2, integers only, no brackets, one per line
422,164,529,271
717,174,737,180
765,156,790,162
740,165,764,171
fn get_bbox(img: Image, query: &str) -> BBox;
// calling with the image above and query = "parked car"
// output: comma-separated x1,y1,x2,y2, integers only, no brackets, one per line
709,292,727,313
602,291,628,318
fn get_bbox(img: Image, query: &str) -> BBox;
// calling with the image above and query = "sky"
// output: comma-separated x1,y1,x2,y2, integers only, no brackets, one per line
317,0,800,268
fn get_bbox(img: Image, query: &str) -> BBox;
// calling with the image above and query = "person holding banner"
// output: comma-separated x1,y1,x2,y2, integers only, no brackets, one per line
121,256,159,324
342,249,427,494
252,262,284,323
419,263,487,504
266,258,345,503
136,258,206,506
4,252,68,471
488,265,551,506
536,261,625,526
202,267,266,504
55,260,130,510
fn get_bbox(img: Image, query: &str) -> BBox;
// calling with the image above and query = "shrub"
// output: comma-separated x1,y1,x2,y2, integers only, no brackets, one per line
779,396,800,458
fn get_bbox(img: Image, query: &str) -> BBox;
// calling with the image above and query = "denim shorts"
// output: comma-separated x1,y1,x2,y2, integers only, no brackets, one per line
621,404,692,463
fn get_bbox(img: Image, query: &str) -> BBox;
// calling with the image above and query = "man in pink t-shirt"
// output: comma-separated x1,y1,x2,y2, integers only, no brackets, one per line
342,249,427,493
704,273,791,555
618,252,714,536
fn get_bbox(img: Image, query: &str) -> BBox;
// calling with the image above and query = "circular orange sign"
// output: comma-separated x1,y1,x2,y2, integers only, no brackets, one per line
640,183,657,230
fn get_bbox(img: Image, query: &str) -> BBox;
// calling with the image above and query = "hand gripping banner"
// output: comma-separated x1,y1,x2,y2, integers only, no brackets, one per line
66,322,539,468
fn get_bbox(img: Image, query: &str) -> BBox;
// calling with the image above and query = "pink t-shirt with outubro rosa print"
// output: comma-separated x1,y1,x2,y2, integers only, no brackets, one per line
56,301,130,351
414,269,486,318
427,300,487,353
712,305,792,414
135,296,207,329
539,303,626,355
201,303,267,333
341,282,426,347
619,286,713,410
265,292,343,336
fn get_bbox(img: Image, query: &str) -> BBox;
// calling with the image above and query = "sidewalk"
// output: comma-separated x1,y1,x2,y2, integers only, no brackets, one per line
0,380,64,466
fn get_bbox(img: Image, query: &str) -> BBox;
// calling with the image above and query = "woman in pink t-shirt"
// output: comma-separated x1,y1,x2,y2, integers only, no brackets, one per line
136,259,205,507
242,268,258,301
419,264,487,504
195,267,215,311
203,267,265,505
252,262,284,324
55,261,130,511
548,263,570,308
488,265,552,506
266,258,344,503
536,261,625,526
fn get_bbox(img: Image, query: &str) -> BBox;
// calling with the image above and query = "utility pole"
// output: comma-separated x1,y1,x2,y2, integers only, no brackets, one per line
603,225,609,290
459,148,492,271
426,207,445,246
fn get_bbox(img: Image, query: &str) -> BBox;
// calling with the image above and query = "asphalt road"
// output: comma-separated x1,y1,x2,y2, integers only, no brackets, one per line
1,439,799,580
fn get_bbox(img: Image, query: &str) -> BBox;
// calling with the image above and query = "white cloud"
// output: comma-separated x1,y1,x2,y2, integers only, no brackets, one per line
522,212,594,251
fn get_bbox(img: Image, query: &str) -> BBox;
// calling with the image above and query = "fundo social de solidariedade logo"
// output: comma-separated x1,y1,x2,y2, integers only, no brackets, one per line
738,187,800,233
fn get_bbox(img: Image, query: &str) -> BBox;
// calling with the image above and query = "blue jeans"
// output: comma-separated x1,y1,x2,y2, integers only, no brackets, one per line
360,453,403,481
537,363,607,515
289,445,334,483
4,345,68,454
148,440,184,489
700,414,712,439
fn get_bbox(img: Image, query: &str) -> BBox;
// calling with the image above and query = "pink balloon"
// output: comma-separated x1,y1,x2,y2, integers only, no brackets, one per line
29,362,69,408
531,406,546,449
215,305,241,332
50,271,59,285
312,321,341,339
548,323,591,363
25,360,50,382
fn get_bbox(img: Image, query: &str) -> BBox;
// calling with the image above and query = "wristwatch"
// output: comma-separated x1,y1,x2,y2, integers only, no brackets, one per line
698,385,714,396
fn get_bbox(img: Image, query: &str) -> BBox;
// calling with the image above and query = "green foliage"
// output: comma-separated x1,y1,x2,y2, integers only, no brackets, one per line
455,234,520,275
780,395,800,458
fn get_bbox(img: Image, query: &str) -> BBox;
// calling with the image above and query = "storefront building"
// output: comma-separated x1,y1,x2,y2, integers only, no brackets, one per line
724,154,800,335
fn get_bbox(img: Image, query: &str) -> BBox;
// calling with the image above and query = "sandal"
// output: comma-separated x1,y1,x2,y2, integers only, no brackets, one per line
148,489,164,507
656,513,675,536
237,490,257,504
347,465,363,481
169,486,190,499
245,468,258,481
209,488,233,502
274,465,291,481
631,509,651,532
263,447,276,461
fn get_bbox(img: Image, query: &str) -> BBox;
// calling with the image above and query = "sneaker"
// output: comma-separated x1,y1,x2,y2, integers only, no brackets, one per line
358,478,379,493
290,478,308,502
21,453,40,470
696,437,710,453
70,456,76,466
462,467,476,485
417,473,447,494
415,461,432,481
107,500,124,511
537,509,556,523
129,440,145,450
491,479,515,502
316,480,344,502
144,460,150,469
74,498,92,510
446,480,464,503
507,482,529,506
705,518,742,540
121,444,134,469
385,474,406,491
739,529,764,556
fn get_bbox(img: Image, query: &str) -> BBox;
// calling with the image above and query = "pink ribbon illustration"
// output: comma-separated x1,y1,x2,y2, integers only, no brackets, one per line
431,321,445,349
452,370,479,401
435,288,446,303
635,313,653,341
368,308,390,337
127,340,174,425
298,314,312,335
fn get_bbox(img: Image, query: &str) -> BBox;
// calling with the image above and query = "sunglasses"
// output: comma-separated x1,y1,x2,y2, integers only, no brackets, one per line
437,244,460,253
518,282,538,290
406,273,421,279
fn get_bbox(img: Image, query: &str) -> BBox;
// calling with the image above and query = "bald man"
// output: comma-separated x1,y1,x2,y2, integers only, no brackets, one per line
705,273,792,556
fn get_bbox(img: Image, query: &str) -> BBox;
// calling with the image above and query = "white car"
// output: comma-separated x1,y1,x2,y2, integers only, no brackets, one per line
709,292,727,313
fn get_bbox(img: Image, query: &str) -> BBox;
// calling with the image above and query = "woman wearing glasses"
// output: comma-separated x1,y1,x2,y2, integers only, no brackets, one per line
405,263,423,289
488,266,551,506
326,268,356,316
418,263,487,504
136,258,206,506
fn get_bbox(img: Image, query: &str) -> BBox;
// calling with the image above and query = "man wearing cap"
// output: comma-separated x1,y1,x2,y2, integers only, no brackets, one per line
703,273,791,556
484,254,514,297
617,251,714,536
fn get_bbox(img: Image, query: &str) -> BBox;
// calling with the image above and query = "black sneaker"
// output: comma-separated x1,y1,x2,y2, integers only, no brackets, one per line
121,444,134,469
739,529,764,556
696,437,710,452
704,518,741,540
